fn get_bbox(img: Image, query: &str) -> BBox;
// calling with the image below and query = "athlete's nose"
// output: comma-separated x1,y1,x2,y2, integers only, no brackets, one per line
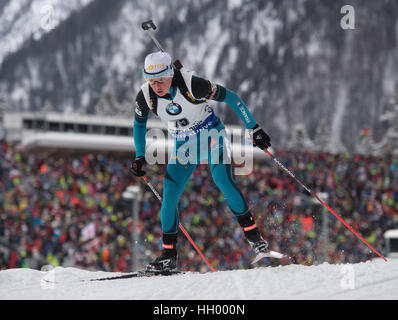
153,82,163,91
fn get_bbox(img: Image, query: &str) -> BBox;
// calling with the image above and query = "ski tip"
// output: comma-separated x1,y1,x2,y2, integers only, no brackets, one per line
251,250,286,264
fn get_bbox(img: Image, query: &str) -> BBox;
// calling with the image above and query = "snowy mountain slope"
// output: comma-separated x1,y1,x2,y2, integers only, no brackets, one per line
0,0,397,149
0,0,94,65
0,259,397,300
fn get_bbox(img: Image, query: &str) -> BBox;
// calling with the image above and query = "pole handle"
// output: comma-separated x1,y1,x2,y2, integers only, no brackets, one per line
141,20,157,30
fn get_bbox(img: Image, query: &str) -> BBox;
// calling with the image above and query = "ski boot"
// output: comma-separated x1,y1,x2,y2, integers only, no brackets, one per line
146,233,178,273
237,212,269,254
237,212,285,262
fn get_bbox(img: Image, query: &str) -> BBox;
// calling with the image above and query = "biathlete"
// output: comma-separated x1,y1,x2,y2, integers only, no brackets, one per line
131,51,272,271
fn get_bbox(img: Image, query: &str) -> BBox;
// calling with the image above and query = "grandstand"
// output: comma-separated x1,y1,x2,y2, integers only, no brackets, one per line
2,111,264,159
3,111,156,153
1,111,397,272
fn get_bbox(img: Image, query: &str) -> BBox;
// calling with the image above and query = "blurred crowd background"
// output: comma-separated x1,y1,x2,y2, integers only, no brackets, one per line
1,140,397,272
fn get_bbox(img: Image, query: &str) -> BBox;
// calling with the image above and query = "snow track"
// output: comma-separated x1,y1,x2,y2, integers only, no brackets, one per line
0,259,397,300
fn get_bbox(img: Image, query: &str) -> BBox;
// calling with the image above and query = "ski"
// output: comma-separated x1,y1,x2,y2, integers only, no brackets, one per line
251,250,286,264
86,269,184,282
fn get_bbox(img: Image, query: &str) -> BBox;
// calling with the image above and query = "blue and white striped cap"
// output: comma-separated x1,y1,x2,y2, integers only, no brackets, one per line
142,51,174,78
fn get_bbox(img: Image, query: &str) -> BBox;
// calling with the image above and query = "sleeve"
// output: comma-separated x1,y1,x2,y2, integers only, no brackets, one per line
191,76,256,129
133,90,149,158
134,90,150,123
191,76,226,102
222,88,257,129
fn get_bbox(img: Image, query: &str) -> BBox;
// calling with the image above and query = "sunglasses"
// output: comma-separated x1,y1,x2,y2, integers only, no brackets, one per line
147,76,171,85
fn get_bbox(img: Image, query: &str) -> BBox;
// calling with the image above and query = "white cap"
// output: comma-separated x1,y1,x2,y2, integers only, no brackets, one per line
143,51,174,78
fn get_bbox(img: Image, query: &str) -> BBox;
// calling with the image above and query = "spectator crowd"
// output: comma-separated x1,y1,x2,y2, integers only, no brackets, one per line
1,140,397,272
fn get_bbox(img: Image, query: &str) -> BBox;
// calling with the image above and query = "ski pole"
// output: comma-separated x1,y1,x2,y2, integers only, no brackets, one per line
141,20,167,53
263,148,387,261
141,20,183,70
139,175,216,272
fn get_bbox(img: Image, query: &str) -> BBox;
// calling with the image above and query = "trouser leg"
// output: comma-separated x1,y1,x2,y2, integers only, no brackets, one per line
161,148,197,235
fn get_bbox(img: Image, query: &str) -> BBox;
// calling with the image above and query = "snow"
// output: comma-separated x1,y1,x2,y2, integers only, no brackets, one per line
1,259,397,300
251,3,282,53
0,0,94,65
332,84,348,145
227,0,243,10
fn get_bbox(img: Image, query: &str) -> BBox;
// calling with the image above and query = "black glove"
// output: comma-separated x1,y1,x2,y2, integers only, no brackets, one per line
251,124,271,150
130,156,146,177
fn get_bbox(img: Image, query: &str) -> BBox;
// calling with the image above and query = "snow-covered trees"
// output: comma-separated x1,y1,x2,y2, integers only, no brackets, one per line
287,123,315,151
355,128,378,155
313,118,347,154
377,86,398,155
94,86,125,116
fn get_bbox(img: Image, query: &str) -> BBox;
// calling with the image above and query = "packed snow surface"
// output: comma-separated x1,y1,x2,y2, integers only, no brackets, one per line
1,259,397,300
